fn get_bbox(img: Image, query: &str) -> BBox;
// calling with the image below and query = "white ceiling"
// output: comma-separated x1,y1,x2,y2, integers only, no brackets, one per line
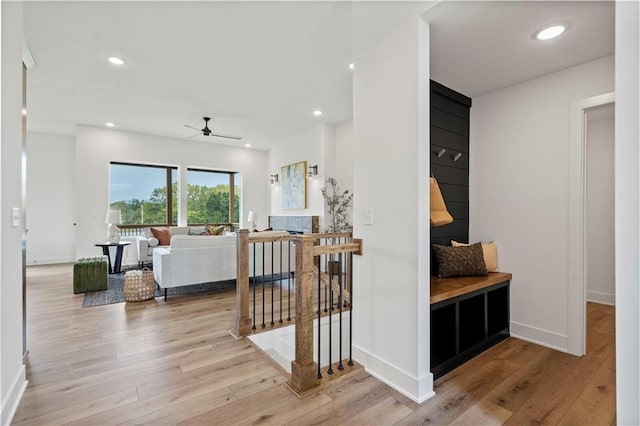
428,1,614,97
23,1,614,150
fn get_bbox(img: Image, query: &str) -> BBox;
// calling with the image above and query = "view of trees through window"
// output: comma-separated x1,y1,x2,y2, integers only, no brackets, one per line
187,169,240,224
109,163,177,225
109,163,240,226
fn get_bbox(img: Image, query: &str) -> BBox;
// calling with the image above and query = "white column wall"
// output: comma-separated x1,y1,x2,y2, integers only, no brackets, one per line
615,1,640,423
585,115,615,305
351,2,434,402
1,2,28,424
469,56,614,351
26,132,75,265
75,126,269,260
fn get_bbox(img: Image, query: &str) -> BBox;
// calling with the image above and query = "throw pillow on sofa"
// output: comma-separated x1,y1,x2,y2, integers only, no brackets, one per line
206,224,225,235
150,227,172,246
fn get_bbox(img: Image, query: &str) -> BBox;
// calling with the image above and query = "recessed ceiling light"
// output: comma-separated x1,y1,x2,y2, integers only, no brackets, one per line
348,62,354,70
313,110,323,117
536,25,566,40
108,56,125,65
244,143,251,148
105,122,115,127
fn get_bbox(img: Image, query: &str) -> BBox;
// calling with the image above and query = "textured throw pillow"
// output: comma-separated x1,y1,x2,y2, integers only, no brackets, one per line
188,225,206,236
432,243,488,278
206,224,225,235
150,227,172,246
147,237,159,247
451,240,498,272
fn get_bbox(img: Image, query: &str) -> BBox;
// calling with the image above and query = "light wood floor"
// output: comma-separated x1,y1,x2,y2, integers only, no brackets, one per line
14,263,616,425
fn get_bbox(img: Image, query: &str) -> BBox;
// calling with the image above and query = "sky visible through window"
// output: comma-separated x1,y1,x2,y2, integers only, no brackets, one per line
110,165,230,202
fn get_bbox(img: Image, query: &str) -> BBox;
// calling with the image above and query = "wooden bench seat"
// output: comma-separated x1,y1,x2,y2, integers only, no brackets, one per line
431,271,513,304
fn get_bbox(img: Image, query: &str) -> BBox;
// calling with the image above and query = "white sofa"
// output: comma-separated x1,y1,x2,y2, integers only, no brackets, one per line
152,231,295,299
136,226,189,267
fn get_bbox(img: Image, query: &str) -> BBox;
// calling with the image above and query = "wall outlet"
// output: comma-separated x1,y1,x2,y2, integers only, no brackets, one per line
364,209,374,226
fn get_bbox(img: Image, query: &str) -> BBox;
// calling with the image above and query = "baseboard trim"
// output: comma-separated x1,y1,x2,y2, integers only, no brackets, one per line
510,321,568,353
26,256,75,265
586,290,615,306
352,344,434,404
1,364,27,426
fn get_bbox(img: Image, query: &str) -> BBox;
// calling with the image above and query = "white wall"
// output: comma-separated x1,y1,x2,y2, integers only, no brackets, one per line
1,2,28,424
586,114,614,305
335,120,354,199
26,132,75,265
75,126,269,260
615,1,640,423
469,55,614,351
268,124,335,228
351,2,434,402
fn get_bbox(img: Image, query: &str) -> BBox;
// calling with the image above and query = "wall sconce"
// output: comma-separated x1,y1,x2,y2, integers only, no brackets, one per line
270,174,279,184
307,165,318,179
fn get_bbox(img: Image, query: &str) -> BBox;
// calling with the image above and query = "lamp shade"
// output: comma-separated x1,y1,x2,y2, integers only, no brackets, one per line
247,211,257,223
105,209,122,225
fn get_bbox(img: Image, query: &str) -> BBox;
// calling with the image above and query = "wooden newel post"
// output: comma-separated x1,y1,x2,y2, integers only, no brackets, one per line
232,229,252,338
289,235,319,394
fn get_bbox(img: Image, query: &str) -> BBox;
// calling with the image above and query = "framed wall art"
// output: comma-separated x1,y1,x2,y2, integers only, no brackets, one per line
281,161,307,209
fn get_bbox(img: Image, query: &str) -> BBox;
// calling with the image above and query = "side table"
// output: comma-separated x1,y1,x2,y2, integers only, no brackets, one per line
95,241,132,274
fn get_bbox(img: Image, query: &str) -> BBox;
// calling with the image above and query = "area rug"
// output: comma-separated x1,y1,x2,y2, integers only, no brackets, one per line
82,273,236,307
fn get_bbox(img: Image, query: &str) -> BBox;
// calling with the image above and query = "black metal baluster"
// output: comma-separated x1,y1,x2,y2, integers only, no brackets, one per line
252,242,256,330
279,241,283,323
261,242,266,328
338,251,344,370
348,251,354,366
287,240,291,321
327,254,334,375
317,254,322,379
270,241,274,326
324,239,328,312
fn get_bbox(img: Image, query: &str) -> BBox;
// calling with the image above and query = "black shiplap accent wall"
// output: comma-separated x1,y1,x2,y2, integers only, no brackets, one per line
430,80,472,269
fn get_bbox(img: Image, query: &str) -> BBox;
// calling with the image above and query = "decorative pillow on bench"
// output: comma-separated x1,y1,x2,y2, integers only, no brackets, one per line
451,240,498,272
432,242,488,278
150,226,172,246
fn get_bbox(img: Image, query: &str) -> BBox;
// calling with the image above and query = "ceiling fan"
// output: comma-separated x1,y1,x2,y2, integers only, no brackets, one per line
184,116,242,140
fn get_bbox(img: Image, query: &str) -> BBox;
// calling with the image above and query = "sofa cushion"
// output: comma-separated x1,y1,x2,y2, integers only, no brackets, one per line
170,234,235,249
148,237,159,247
150,227,172,245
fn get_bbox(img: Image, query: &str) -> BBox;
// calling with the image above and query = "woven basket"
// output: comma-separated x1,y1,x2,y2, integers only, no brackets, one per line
124,268,156,302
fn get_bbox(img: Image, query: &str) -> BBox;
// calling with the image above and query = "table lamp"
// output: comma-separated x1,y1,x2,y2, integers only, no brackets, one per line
105,209,122,242
247,211,257,231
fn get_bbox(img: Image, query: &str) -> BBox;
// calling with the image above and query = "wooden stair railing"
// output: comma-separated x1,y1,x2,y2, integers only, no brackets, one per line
232,230,363,395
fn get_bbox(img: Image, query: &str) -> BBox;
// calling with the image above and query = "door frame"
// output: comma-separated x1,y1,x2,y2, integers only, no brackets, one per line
567,92,615,356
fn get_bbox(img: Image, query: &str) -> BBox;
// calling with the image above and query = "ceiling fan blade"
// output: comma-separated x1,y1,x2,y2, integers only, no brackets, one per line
187,132,201,139
210,132,242,140
184,124,201,131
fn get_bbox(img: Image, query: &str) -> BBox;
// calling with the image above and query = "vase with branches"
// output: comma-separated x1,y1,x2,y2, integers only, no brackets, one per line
321,177,353,233
321,177,353,276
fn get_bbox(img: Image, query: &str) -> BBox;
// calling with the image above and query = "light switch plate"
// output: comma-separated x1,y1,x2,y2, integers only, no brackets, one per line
364,209,374,226
11,207,20,227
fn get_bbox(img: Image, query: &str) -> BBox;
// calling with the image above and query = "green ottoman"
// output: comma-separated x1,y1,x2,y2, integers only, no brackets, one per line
73,256,108,293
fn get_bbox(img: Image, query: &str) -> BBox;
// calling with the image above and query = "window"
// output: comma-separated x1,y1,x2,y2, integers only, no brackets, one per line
109,162,177,225
187,169,240,224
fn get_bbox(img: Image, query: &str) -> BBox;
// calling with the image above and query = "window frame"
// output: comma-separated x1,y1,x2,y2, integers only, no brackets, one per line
186,167,239,225
109,161,178,228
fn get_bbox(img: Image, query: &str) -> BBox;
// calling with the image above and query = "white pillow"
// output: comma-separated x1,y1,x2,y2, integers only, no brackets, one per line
451,240,498,272
147,237,159,247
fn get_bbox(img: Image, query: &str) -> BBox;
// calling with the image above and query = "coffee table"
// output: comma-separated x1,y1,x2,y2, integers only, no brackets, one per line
95,241,132,274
